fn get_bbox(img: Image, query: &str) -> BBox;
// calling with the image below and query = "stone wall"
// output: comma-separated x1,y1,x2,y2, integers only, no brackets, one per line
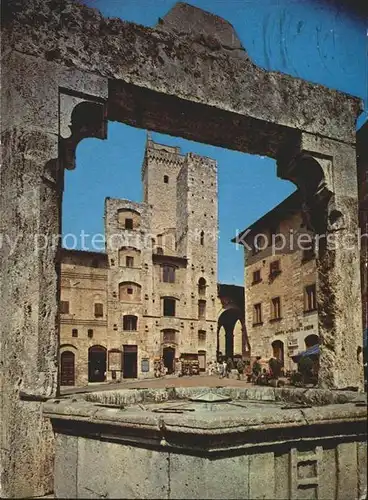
45,387,367,499
60,249,108,386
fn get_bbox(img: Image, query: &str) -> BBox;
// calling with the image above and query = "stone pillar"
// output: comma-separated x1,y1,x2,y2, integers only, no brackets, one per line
277,133,364,390
0,52,61,498
0,51,108,497
0,131,61,498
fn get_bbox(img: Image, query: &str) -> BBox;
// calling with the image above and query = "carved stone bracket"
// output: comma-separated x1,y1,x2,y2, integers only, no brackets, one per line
59,89,108,170
277,148,334,235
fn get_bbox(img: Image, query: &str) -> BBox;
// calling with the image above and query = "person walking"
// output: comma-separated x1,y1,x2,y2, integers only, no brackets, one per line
226,358,233,378
237,359,245,380
222,360,228,378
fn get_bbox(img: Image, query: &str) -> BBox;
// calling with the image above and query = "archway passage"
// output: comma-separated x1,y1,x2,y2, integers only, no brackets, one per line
218,308,245,360
163,346,175,374
272,340,284,366
123,345,138,378
305,334,319,349
88,345,107,382
60,351,75,386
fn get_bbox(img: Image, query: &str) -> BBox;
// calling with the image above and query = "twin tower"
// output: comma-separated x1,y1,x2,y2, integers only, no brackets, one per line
103,135,218,377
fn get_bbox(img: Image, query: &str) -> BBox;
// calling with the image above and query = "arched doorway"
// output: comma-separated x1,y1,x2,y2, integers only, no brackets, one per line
305,334,319,349
60,351,75,386
163,346,175,374
272,340,284,365
88,345,107,382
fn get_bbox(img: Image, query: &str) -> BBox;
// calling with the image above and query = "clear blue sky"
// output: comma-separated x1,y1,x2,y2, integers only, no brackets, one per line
63,0,367,285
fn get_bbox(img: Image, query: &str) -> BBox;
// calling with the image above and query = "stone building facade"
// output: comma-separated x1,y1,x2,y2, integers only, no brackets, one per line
358,122,368,335
60,137,219,384
236,191,319,371
59,249,108,386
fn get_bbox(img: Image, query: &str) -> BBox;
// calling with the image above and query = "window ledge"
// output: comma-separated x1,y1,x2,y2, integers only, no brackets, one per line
269,317,282,323
252,280,262,285
304,309,317,315
269,270,281,278
252,322,263,327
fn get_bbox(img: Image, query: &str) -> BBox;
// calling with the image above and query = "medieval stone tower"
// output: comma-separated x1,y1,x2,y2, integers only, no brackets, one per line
102,135,218,378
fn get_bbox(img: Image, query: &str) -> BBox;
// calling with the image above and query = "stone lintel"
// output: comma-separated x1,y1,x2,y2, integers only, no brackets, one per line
2,0,362,145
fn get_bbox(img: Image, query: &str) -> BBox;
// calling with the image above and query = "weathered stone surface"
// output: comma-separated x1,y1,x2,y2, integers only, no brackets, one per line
44,393,367,499
156,2,247,59
2,0,362,149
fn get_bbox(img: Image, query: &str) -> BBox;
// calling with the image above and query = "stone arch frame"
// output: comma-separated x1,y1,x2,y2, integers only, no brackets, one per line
1,1,364,496
217,306,247,361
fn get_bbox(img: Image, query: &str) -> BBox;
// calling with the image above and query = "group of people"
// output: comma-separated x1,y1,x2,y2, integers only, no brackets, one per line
154,359,168,378
207,358,247,380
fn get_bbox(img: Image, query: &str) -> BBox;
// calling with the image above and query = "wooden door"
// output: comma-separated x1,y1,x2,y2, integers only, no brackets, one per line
61,351,75,386
198,351,206,372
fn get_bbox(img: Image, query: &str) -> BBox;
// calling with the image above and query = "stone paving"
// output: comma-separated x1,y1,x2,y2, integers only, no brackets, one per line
60,374,253,395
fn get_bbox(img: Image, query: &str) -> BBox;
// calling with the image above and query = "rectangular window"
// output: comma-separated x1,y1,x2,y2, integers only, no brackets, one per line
271,297,281,320
127,288,133,295
163,298,176,317
123,315,137,331
162,265,175,283
198,300,206,320
60,300,69,314
253,303,262,325
87,329,93,338
305,284,317,312
270,260,280,275
94,303,103,317
72,328,78,337
126,256,134,268
125,218,133,230
252,270,261,284
198,330,206,344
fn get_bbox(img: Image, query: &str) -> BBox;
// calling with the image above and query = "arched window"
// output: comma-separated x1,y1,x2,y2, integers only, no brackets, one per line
164,175,169,184
198,277,206,296
123,315,138,331
200,230,204,246
119,282,141,302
